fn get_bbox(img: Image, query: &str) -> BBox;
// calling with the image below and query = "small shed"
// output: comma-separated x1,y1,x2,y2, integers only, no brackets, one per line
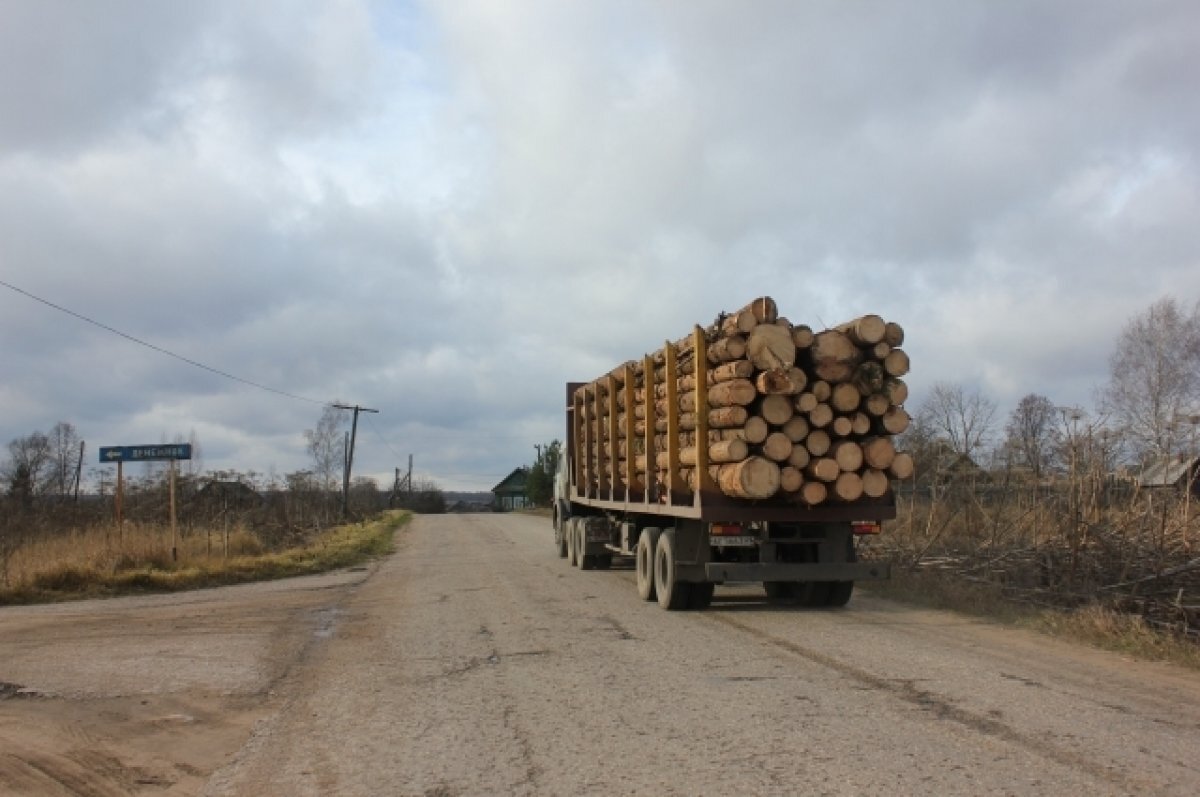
492,467,530,511
1138,455,1200,497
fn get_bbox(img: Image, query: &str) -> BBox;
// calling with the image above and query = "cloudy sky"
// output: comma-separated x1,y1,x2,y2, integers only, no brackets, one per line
2,1,1198,491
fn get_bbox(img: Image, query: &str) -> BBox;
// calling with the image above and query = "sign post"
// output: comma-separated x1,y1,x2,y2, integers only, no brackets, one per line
99,445,193,559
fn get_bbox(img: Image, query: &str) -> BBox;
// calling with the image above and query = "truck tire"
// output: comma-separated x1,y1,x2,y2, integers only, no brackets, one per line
763,582,798,603
566,517,579,566
555,508,568,558
654,529,692,611
595,554,612,570
825,537,857,607
636,527,661,601
578,519,597,570
687,582,715,610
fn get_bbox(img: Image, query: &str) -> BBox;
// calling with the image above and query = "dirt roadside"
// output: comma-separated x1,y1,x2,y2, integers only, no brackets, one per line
3,513,1200,795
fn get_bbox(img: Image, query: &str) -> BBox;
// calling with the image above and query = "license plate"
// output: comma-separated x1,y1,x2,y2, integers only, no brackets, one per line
711,535,757,546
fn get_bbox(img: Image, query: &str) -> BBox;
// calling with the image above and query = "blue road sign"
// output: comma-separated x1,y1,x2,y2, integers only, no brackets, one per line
99,444,193,463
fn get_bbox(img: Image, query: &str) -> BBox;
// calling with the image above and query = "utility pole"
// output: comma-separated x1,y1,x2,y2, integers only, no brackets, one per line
333,403,379,519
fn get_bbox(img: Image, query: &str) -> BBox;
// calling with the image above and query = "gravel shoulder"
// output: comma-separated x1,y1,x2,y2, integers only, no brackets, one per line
3,513,1199,796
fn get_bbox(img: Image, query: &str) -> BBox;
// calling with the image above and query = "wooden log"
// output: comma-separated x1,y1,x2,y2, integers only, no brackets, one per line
863,393,891,417
720,309,758,336
833,472,864,502
851,412,872,436
883,348,910,377
794,392,819,413
805,429,832,456
834,314,886,346
871,342,891,360
831,416,853,438
746,324,796,371
707,406,749,429
880,407,911,435
671,439,748,466
781,416,810,443
805,458,840,483
862,469,890,498
711,359,755,383
760,432,793,462
780,466,804,493
831,440,863,473
808,403,833,429
708,379,757,407
851,361,886,396
791,324,814,349
810,330,862,383
714,456,781,499
742,415,770,444
799,481,828,506
708,335,747,364
755,367,807,395
888,452,915,480
787,445,811,470
830,382,861,413
810,380,832,402
759,394,794,425
861,437,897,470
882,377,908,406
748,297,778,323
884,321,905,347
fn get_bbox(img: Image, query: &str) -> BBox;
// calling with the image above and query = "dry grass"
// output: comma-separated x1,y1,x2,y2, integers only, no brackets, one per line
0,511,409,605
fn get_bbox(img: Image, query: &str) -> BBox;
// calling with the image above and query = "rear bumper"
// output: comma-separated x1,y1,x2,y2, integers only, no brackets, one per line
702,562,890,583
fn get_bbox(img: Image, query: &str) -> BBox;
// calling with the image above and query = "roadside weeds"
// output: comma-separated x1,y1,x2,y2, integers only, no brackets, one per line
0,511,410,606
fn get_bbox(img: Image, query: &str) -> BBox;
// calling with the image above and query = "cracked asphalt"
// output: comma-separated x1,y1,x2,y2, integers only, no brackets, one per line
3,512,1200,795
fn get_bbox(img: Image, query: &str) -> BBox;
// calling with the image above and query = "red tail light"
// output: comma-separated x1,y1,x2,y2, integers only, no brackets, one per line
710,523,742,536
851,521,881,535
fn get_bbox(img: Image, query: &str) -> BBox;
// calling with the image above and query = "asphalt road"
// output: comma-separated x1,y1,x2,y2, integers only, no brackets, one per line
2,512,1199,796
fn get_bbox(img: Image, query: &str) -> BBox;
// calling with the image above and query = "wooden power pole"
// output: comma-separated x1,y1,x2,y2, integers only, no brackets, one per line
334,403,379,519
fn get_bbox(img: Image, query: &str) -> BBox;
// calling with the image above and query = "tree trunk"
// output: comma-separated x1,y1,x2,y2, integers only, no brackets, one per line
862,469,890,498
746,324,796,371
759,394,794,425
761,432,793,462
714,457,781,499
833,472,864,502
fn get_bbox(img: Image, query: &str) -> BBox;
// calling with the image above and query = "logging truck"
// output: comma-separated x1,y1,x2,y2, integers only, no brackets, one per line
552,298,908,610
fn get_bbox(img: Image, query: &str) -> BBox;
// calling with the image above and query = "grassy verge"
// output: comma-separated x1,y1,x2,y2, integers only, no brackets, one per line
862,568,1200,670
0,511,410,606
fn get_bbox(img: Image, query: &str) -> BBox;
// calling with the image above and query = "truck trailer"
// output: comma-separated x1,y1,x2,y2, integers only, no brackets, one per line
552,299,906,611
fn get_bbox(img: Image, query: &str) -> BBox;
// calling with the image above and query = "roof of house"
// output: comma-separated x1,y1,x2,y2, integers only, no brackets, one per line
492,467,529,494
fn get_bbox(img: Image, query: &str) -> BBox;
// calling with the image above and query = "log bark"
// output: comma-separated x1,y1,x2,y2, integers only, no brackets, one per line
884,321,905,347
851,361,886,396
791,324,814,349
715,457,781,499
711,359,755,383
746,324,796,371
708,379,757,407
707,406,749,429
708,335,747,364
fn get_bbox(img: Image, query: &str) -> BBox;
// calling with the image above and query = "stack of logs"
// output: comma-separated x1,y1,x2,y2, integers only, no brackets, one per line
575,296,914,505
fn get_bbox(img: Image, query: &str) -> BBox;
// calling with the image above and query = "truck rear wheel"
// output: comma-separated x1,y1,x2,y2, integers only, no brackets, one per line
763,582,797,603
654,529,692,611
578,519,596,570
555,510,568,558
825,538,857,607
566,517,579,566
636,527,661,601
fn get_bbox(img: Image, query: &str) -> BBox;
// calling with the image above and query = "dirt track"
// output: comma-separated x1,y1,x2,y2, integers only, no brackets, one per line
2,512,1199,795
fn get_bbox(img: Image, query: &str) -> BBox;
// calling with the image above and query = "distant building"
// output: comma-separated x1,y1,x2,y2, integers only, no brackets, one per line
1138,455,1200,497
492,467,530,510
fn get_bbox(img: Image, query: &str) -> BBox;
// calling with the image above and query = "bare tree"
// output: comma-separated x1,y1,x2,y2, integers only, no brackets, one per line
1004,394,1060,478
46,421,81,499
3,431,52,505
305,404,346,492
1101,297,1200,462
916,382,997,462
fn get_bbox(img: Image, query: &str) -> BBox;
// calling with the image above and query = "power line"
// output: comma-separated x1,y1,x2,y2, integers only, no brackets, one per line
1,278,327,405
